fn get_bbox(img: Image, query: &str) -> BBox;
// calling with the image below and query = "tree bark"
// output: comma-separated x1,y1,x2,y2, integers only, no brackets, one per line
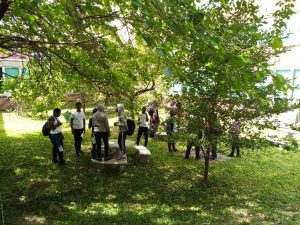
203,147,210,184
128,97,135,119
0,0,9,21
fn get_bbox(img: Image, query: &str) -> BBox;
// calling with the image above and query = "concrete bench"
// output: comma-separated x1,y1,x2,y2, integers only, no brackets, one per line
91,158,128,172
135,145,151,165
109,139,135,156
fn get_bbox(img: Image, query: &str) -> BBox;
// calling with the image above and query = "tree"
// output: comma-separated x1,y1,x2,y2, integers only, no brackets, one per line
122,0,296,183
1,1,166,114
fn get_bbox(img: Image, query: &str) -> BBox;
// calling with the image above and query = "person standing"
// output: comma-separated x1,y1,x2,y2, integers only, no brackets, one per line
70,102,86,156
185,116,202,160
89,108,97,160
116,104,128,160
166,110,178,153
48,108,66,165
228,119,241,157
93,104,111,161
148,101,160,137
136,106,149,147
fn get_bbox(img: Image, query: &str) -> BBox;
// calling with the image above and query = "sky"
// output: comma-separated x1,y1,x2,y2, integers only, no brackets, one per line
257,0,300,46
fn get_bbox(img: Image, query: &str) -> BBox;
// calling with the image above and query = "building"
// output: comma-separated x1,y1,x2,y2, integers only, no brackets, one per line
0,53,29,109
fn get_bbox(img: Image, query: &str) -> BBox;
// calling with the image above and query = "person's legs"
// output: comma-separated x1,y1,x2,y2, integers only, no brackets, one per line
144,127,148,147
185,144,192,158
236,145,240,157
50,133,65,164
95,132,102,160
195,146,201,159
78,128,84,153
100,132,110,159
228,145,235,157
136,127,143,145
49,134,58,163
92,143,97,159
122,132,127,155
211,143,217,159
73,129,80,155
118,131,127,159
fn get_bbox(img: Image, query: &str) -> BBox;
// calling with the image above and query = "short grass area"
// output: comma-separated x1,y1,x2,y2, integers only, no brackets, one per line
0,113,300,224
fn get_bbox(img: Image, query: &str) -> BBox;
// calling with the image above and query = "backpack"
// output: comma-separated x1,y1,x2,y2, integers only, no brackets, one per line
126,119,136,136
42,121,50,136
42,116,53,136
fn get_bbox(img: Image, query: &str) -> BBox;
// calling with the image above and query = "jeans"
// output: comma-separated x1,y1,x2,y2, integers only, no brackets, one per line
95,132,109,159
49,133,64,162
136,127,148,147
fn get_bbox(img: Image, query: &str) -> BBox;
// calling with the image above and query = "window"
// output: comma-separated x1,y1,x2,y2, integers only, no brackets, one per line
4,67,20,77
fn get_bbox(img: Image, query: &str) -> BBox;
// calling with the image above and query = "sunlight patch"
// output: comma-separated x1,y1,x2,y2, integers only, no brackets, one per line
24,215,46,224
84,203,120,216
3,113,44,136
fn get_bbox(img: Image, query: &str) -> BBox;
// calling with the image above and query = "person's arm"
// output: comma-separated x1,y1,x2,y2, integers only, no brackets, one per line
70,115,74,134
83,118,86,132
105,117,110,137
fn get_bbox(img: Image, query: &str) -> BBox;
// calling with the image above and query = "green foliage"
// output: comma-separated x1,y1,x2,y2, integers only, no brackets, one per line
1,113,300,224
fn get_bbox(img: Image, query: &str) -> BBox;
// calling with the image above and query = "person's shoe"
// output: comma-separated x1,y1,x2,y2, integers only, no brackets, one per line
210,156,216,160
173,149,179,152
184,156,189,159
227,154,234,157
236,155,241,158
195,157,201,160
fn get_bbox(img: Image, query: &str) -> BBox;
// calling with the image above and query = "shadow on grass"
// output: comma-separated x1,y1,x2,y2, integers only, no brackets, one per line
0,113,300,224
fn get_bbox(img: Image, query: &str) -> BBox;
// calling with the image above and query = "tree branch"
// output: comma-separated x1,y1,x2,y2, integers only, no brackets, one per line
134,80,155,97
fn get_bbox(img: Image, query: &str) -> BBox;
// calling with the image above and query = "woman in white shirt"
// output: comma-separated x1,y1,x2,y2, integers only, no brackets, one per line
48,108,66,165
136,106,149,147
70,102,86,156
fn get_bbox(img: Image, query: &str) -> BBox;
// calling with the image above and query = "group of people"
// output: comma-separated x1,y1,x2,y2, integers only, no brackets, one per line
164,109,241,160
47,101,241,165
47,102,129,165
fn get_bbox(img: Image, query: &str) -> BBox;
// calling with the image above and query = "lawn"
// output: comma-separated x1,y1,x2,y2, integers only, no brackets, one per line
0,112,300,225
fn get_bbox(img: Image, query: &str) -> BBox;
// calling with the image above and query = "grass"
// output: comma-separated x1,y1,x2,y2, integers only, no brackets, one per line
0,112,300,225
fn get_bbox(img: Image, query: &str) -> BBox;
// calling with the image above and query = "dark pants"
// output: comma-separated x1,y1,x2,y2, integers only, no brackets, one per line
211,143,217,159
49,133,64,163
92,143,97,159
95,132,109,159
118,131,127,154
73,129,84,155
230,144,240,156
185,144,201,159
136,127,148,147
